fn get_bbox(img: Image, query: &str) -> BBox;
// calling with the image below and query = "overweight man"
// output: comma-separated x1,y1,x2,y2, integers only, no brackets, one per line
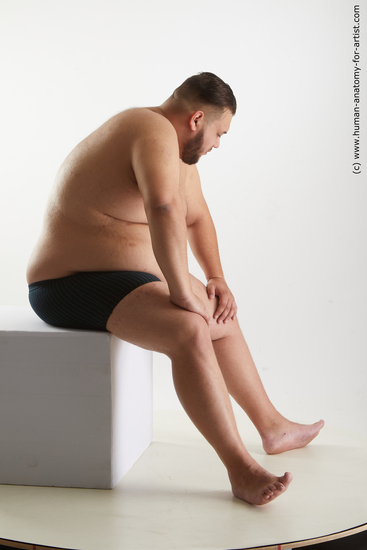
27,72,324,505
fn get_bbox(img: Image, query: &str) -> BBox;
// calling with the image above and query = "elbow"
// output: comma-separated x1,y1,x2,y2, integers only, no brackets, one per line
155,203,173,214
147,196,181,216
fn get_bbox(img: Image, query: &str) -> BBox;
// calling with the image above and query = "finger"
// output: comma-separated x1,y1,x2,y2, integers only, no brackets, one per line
214,300,226,320
222,305,232,323
220,298,237,323
226,299,236,319
216,301,231,323
207,283,216,299
214,294,232,321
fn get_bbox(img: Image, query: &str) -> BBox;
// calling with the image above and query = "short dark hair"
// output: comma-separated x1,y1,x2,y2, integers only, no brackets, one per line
173,72,237,116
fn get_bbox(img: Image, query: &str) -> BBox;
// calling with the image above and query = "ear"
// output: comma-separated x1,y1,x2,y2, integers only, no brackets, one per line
188,110,204,132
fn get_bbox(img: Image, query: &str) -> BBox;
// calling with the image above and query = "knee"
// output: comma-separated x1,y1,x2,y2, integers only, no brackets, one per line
169,311,211,359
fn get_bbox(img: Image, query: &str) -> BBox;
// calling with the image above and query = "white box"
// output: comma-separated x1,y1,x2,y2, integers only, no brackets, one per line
0,306,153,489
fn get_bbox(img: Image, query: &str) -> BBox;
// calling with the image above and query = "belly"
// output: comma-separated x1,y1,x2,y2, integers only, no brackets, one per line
26,215,165,284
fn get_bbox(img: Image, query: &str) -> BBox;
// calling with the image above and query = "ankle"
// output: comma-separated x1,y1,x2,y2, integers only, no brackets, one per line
224,451,258,479
257,413,288,440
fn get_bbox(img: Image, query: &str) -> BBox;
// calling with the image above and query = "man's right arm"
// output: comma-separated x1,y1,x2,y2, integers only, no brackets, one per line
131,116,209,323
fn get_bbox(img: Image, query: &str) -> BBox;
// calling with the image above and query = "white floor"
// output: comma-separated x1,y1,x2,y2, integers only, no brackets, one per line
0,411,366,550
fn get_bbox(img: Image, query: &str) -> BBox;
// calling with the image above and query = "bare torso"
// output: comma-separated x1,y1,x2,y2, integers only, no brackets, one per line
26,108,194,284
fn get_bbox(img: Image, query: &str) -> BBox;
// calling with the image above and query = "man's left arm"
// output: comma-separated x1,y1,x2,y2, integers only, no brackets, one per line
186,166,237,323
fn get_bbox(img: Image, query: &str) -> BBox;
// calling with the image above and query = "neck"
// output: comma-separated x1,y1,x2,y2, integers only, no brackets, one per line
155,99,188,156
156,99,178,124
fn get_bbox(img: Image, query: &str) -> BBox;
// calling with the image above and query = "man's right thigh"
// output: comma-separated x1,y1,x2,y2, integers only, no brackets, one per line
106,281,207,356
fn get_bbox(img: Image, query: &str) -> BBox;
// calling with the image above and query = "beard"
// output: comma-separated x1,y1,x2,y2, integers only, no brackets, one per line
181,128,205,165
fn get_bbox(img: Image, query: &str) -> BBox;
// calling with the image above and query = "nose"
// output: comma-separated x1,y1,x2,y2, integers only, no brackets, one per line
214,136,220,149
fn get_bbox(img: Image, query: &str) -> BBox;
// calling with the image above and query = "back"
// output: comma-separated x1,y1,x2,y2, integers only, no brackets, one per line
26,108,180,283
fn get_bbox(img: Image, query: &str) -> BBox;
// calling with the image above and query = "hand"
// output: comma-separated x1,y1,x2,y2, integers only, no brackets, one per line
207,277,237,323
170,293,210,324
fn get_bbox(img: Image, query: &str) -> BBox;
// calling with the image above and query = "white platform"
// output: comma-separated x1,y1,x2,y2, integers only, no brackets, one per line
0,306,153,489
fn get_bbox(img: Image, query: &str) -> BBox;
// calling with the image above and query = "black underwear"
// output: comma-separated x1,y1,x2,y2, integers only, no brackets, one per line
28,271,161,331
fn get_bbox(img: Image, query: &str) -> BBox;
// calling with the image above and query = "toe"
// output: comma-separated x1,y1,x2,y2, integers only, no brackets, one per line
280,472,293,486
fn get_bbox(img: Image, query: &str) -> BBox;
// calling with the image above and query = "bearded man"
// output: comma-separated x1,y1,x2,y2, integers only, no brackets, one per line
27,72,324,505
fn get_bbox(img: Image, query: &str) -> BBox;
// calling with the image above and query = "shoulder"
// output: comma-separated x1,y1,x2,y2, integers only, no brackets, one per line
99,108,178,150
128,110,181,195
129,110,179,172
124,107,178,142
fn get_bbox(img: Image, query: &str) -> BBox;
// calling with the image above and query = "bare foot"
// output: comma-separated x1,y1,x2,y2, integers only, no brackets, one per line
229,463,293,506
262,418,325,455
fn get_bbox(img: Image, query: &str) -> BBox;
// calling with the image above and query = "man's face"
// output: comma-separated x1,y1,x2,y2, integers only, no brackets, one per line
181,109,232,165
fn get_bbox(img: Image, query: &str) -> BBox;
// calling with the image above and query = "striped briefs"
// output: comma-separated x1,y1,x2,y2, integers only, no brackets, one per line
28,271,161,331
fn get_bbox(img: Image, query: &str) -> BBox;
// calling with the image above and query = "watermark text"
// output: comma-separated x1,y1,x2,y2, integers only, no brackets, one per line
352,5,361,174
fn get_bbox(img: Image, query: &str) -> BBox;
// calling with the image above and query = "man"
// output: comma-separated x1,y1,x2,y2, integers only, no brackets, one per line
27,72,324,505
